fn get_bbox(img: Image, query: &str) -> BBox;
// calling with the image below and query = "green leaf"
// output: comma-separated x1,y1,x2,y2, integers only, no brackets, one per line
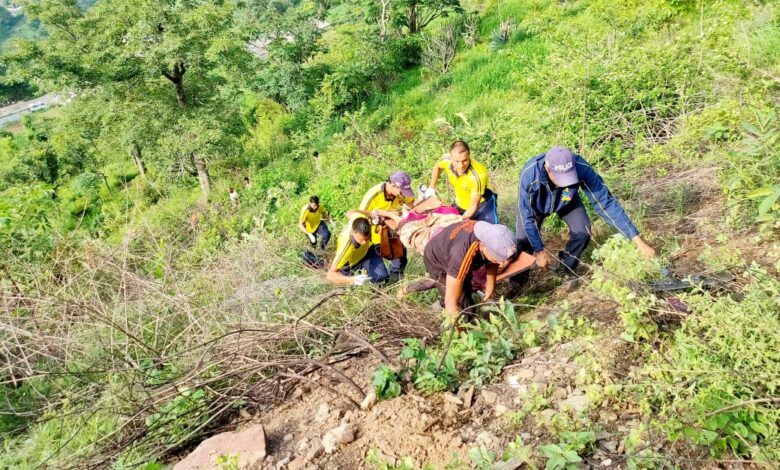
757,192,779,216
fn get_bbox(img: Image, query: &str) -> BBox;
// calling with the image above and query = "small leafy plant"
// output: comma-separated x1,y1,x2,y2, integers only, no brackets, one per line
372,365,402,400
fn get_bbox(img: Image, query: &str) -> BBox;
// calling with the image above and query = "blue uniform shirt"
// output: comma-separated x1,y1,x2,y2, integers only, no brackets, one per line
516,153,639,253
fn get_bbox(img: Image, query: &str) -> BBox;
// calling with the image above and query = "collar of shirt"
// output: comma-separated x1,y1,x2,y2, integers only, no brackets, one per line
382,183,395,202
449,162,470,177
349,235,360,248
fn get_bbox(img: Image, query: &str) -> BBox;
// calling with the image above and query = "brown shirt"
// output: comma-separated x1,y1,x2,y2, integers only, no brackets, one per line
423,220,486,284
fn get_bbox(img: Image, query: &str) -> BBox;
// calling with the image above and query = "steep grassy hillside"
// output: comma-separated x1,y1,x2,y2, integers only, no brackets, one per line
1,0,778,468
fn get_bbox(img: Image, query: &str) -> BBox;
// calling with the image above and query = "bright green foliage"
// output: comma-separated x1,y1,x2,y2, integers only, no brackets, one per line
145,388,210,447
366,448,439,470
372,365,402,400
386,299,583,396
539,443,582,470
539,430,595,469
0,183,54,267
640,268,780,463
590,235,663,341
747,184,780,223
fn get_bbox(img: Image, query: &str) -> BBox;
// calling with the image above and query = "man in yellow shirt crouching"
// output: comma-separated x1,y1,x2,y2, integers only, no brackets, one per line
326,214,389,286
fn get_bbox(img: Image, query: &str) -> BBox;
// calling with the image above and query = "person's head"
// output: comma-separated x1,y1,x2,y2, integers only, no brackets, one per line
350,217,372,245
544,146,579,187
474,222,517,270
228,187,234,193
313,151,319,158
386,171,414,198
243,177,250,185
449,140,471,176
309,195,320,210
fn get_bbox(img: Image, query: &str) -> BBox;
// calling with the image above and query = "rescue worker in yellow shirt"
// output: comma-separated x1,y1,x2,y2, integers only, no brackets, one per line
326,214,389,285
350,171,416,279
297,195,330,248
425,140,498,224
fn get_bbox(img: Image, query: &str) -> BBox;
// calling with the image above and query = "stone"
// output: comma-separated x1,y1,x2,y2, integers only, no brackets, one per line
475,431,495,447
341,410,355,425
275,455,291,469
602,459,613,467
540,409,557,424
495,403,509,416
480,389,498,404
297,438,310,452
322,424,356,453
552,387,568,400
444,392,463,406
173,424,267,470
315,403,330,422
291,387,305,400
559,394,590,413
599,411,618,423
305,439,324,461
526,346,542,355
283,433,294,442
520,433,532,441
543,369,553,378
517,368,536,380
602,441,618,453
493,457,526,470
457,386,475,408
288,456,307,470
360,391,377,410
443,400,459,417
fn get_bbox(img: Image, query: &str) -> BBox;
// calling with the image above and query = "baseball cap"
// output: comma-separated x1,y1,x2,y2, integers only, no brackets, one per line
545,146,579,187
474,222,517,262
390,171,414,198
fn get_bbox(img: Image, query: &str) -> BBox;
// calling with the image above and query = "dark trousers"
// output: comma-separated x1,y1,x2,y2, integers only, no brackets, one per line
516,196,591,272
339,247,389,283
311,222,331,249
458,190,498,224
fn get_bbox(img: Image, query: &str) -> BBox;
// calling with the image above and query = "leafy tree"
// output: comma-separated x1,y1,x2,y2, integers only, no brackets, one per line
392,0,463,34
6,0,256,198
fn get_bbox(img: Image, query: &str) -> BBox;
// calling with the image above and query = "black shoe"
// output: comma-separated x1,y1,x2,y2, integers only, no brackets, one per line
553,263,577,279
388,272,401,284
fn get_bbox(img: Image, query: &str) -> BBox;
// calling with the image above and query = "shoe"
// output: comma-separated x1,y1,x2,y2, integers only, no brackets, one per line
552,263,577,279
388,272,401,284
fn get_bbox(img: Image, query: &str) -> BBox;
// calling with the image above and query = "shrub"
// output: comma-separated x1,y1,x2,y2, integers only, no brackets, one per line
639,267,780,464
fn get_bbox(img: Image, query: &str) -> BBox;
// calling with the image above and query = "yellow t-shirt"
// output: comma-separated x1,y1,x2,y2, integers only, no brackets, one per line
359,182,413,244
299,204,326,233
437,158,490,210
331,214,372,270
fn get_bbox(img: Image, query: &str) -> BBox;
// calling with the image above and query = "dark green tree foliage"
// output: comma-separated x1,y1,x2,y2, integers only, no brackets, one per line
7,0,256,197
249,0,327,111
392,0,463,34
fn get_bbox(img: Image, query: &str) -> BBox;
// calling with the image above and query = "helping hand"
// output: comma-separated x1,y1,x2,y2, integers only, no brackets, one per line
353,274,370,286
307,233,316,244
634,237,657,258
535,251,552,270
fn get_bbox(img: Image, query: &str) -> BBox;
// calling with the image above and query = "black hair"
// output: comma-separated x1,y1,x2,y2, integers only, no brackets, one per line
313,151,319,157
310,195,320,204
351,217,371,237
450,140,470,154
244,176,250,181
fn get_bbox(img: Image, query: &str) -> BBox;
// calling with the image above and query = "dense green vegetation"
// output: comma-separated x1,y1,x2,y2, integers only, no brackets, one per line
1,0,779,468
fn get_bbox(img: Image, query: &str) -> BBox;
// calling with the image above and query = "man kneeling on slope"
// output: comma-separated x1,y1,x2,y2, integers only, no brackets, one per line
423,220,517,321
327,214,389,286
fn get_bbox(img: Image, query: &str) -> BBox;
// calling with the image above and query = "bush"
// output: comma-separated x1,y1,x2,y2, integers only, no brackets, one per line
640,267,780,464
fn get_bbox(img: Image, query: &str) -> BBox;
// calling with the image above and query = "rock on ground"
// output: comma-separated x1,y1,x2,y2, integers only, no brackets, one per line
173,424,267,470
322,423,357,453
